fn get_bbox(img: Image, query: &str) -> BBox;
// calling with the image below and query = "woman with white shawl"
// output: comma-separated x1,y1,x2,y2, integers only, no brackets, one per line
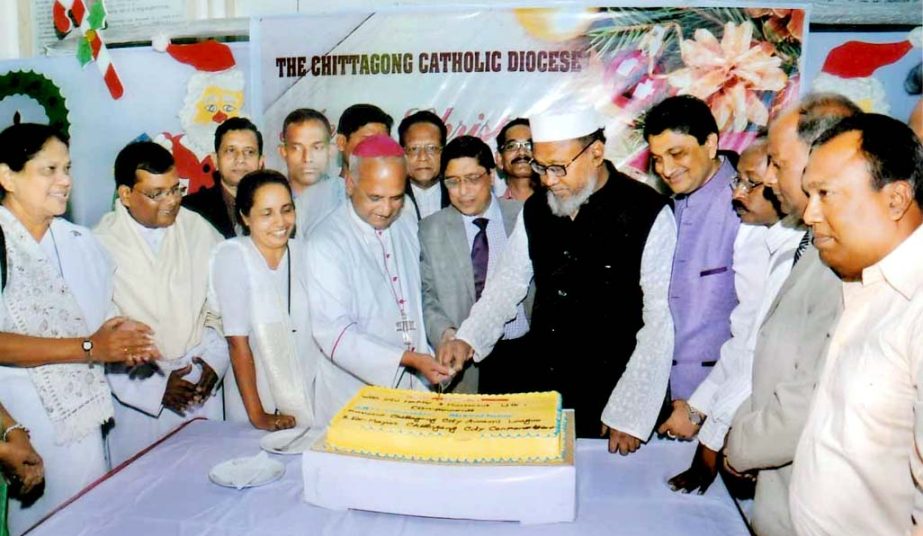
209,170,319,431
0,123,159,535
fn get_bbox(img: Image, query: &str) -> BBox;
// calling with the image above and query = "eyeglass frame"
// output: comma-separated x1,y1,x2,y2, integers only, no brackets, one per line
134,184,188,202
443,170,489,189
530,140,595,177
404,144,443,157
729,174,764,194
501,140,533,153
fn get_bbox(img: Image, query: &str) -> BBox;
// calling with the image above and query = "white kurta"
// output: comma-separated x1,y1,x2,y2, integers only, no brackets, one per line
209,238,319,428
410,182,442,219
94,207,228,467
0,212,114,536
307,202,430,426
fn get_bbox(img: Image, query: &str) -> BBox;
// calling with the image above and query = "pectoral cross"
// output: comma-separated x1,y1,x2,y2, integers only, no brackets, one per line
396,313,416,351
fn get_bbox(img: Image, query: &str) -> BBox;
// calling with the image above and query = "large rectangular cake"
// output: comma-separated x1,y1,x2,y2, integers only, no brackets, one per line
325,386,565,463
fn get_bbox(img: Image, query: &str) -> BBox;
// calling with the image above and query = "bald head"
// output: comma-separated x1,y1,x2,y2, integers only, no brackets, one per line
764,93,861,219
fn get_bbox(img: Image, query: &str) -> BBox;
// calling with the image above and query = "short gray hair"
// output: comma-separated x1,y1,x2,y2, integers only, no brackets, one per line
796,92,862,146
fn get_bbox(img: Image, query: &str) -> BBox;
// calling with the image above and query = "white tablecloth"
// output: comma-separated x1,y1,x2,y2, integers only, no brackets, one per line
25,420,749,536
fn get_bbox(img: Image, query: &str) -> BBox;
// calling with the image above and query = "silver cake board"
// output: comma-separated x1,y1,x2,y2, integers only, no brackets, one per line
301,409,576,524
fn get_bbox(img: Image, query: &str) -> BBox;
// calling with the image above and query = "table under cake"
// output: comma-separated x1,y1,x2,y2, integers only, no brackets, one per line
24,419,749,536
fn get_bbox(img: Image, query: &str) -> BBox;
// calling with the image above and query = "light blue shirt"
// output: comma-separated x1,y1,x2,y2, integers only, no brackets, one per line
461,196,529,340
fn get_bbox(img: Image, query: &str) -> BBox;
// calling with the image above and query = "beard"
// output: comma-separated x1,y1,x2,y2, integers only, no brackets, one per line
546,172,597,217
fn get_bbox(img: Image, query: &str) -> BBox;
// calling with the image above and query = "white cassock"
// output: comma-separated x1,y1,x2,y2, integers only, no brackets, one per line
94,205,228,466
294,175,345,240
0,208,114,536
307,201,430,426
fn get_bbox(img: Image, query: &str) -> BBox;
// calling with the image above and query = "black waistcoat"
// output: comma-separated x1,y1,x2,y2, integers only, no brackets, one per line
522,161,667,436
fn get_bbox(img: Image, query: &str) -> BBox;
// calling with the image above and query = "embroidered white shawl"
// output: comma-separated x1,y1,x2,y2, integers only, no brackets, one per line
0,209,113,444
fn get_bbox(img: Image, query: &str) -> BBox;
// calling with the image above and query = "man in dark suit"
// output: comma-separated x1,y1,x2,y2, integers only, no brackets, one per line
419,136,531,394
398,110,450,220
182,117,265,238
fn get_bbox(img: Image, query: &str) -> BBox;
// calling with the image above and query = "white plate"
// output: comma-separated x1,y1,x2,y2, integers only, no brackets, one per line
208,455,285,489
260,428,319,455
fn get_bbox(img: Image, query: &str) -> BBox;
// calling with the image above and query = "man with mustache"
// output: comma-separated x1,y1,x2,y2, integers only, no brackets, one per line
495,118,538,201
95,141,227,466
731,139,782,222
398,110,450,220
182,118,265,238
439,108,675,451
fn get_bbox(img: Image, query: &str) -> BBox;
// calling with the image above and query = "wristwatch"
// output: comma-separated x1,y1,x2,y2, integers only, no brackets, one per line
82,338,95,368
687,405,706,426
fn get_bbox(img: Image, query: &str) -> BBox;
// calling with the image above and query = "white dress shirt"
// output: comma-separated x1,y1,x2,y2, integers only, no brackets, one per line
456,206,676,440
789,225,923,536
689,217,803,450
410,182,443,219
460,196,528,340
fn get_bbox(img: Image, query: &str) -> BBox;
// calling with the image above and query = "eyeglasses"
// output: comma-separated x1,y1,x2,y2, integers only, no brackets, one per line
444,170,488,189
501,140,532,153
135,184,187,202
221,147,260,160
404,144,442,157
530,140,594,177
730,175,764,194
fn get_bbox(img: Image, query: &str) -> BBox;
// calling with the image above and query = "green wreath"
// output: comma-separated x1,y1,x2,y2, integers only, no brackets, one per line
0,70,70,137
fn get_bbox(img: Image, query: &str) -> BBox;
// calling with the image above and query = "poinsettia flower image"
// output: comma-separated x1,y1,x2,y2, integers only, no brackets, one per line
667,21,788,132
747,8,804,43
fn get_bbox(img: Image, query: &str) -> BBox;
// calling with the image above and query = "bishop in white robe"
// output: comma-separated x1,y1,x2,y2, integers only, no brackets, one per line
306,135,452,425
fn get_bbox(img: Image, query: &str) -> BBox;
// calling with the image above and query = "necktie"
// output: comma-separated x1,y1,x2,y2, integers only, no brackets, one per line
793,230,811,266
471,218,489,300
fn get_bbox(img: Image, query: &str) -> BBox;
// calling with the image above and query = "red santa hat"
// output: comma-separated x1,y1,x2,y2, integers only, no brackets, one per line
821,27,920,78
353,135,405,158
152,35,236,72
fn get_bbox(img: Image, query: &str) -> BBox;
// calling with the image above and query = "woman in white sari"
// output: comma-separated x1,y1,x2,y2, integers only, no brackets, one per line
209,170,319,431
0,123,159,535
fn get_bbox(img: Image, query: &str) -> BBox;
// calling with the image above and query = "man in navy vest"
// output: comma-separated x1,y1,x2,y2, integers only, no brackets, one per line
439,108,676,453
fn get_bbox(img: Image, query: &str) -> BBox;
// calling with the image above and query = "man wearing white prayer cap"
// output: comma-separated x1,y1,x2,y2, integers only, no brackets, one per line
439,107,677,453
